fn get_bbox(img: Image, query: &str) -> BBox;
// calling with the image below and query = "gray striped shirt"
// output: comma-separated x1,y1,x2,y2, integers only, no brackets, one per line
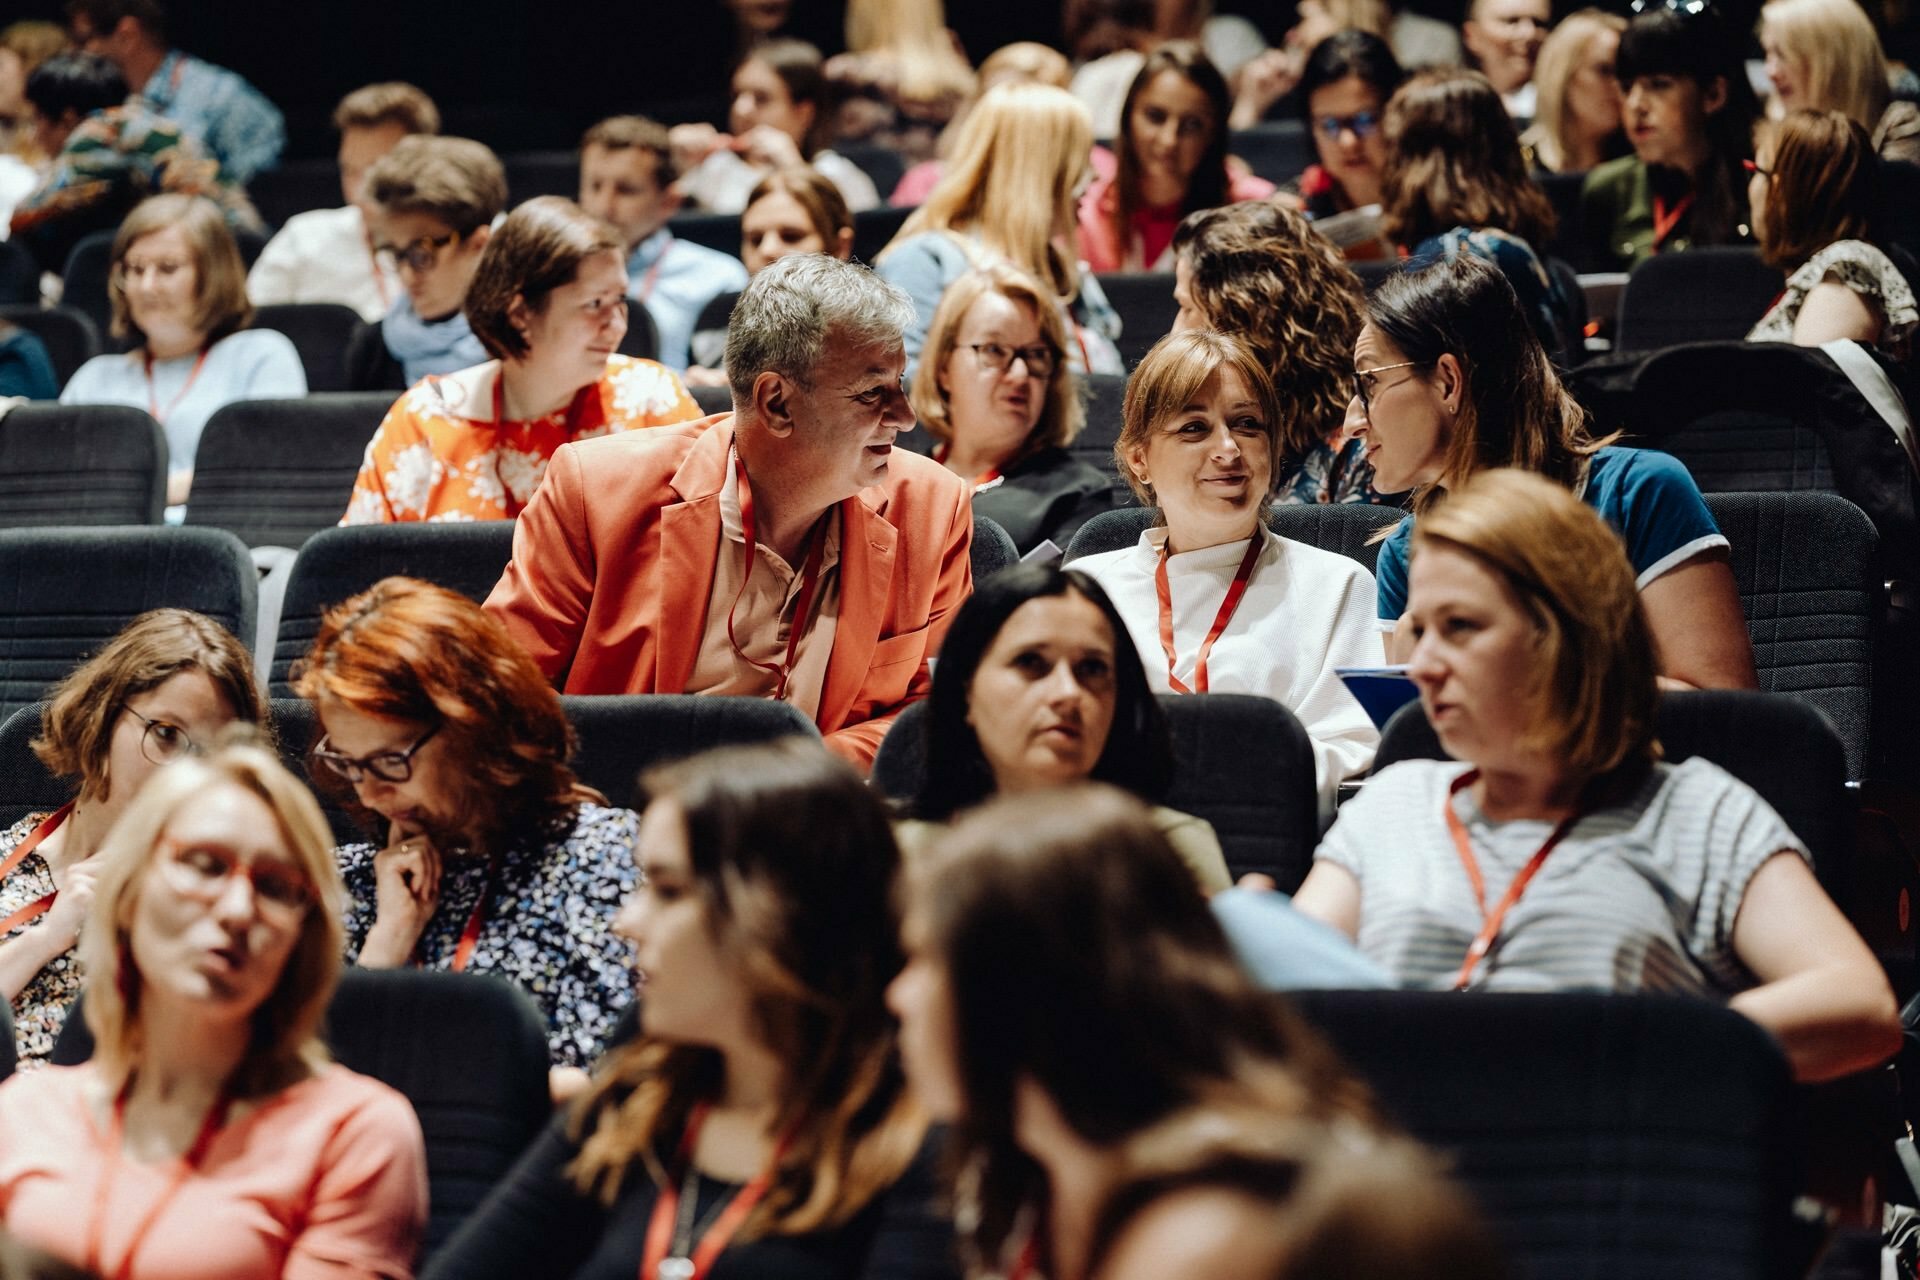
1316,758,1806,996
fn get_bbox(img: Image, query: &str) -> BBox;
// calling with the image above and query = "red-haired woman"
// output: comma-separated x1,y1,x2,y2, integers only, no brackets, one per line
294,577,638,1092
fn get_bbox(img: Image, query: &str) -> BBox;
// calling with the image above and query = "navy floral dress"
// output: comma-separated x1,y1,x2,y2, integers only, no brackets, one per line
338,802,640,1068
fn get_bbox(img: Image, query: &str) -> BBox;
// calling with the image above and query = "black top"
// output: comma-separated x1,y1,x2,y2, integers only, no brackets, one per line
422,1112,962,1280
974,447,1116,556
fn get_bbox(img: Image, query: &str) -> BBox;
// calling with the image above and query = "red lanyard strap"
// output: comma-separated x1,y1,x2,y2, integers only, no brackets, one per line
87,1082,232,1280
1443,769,1583,991
0,803,73,936
1650,192,1695,252
144,347,210,426
640,1102,792,1280
1154,531,1262,695
450,853,498,973
729,453,829,701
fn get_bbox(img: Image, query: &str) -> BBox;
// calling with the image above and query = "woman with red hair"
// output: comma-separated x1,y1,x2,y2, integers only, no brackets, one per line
294,577,638,1094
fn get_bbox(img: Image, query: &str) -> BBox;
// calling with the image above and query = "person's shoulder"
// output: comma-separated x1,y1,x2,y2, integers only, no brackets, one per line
568,409,717,466
669,236,749,277
601,353,696,403
60,350,135,397
274,204,360,239
1270,529,1375,584
287,1063,423,1138
1591,444,1703,498
0,1062,90,1110
1585,155,1640,190
562,801,642,847
1099,1183,1290,1279
874,445,971,506
214,325,300,364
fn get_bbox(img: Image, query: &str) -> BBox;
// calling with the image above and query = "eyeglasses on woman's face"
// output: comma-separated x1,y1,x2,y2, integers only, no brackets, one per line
123,706,205,767
966,342,1058,379
1313,111,1381,140
312,722,441,785
374,231,460,274
154,836,313,924
1353,360,1429,413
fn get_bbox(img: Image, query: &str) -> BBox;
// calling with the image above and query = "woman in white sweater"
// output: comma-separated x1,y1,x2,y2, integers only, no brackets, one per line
1072,330,1383,808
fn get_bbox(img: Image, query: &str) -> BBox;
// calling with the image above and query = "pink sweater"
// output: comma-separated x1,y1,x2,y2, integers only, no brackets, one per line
0,1063,428,1279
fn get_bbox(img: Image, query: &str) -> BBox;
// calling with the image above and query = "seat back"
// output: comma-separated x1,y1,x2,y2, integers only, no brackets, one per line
834,143,907,201
59,231,116,340
690,383,732,417
0,526,255,723
500,150,579,201
1228,122,1313,185
245,158,340,228
0,705,66,833
270,523,515,694
1291,989,1800,1280
561,694,819,812
250,303,364,392
617,303,660,362
1615,248,1785,352
0,404,166,526
1065,503,1402,574
1065,372,1129,505
853,205,914,263
971,514,1018,584
0,305,101,390
0,240,37,307
1537,169,1590,269
184,394,393,547
695,289,740,334
667,210,742,255
1094,272,1177,370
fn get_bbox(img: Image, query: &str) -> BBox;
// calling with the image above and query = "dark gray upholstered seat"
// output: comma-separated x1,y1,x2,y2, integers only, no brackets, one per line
690,383,732,417
1064,502,1405,575
1093,272,1178,370
852,205,913,264
1228,121,1312,185
0,705,64,833
560,694,819,812
1064,372,1130,505
500,150,578,201
251,303,365,392
183,393,394,548
1614,247,1786,352
0,304,101,390
971,514,1018,584
245,157,339,228
0,404,166,526
615,302,659,363
0,240,37,306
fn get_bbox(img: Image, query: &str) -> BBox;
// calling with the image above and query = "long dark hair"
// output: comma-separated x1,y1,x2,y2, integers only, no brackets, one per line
912,563,1173,821
1615,7,1757,248
1113,41,1231,248
1381,69,1556,248
1298,28,1406,118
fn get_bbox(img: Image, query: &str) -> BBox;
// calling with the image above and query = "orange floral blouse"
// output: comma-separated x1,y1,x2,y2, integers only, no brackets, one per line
342,355,701,524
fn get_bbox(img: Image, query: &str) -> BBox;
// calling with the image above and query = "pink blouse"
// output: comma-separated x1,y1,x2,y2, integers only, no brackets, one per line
0,1063,428,1279
1075,168,1278,272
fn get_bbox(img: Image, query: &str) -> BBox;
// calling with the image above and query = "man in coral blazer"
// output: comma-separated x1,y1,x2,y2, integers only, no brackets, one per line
485,254,973,768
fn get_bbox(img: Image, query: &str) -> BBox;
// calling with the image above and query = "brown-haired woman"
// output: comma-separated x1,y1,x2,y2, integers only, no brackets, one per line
1383,69,1574,360
343,195,699,524
1747,108,1917,358
0,610,260,1068
0,740,429,1277
422,740,956,1280
1170,200,1381,505
1293,468,1900,1084
59,193,306,510
294,577,639,1086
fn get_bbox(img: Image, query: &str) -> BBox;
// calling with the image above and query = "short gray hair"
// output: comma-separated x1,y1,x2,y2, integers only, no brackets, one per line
726,253,914,405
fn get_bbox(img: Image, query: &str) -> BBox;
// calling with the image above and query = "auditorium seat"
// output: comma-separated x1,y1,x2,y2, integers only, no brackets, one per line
0,304,101,390
616,302,659,363
972,514,1018,583
0,240,37,307
0,404,166,527
1614,248,1785,352
666,210,741,256
690,383,731,416
246,157,342,229
1228,122,1313,186
1094,272,1178,369
251,302,364,392
694,289,740,335
500,150,579,202
852,205,913,264
184,394,393,549
560,694,819,812
1067,372,1128,505
0,705,65,832
1064,502,1404,575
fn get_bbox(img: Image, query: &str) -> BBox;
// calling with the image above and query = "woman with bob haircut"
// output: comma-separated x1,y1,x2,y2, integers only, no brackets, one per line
1746,109,1916,358
343,195,699,525
1294,469,1901,1084
1580,5,1758,271
1382,69,1573,360
1075,41,1273,273
897,561,1229,893
294,577,639,1083
889,785,1501,1280
1352,254,1755,691
0,739,430,1277
60,193,306,511
0,609,260,1069
878,82,1122,376
1170,200,1381,504
1519,9,1627,174
1278,30,1404,222
1072,330,1383,809
909,264,1111,554
423,740,957,1280
1759,0,1919,162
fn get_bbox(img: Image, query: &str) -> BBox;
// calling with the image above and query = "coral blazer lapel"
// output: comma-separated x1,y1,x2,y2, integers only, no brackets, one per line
820,488,897,733
653,421,732,693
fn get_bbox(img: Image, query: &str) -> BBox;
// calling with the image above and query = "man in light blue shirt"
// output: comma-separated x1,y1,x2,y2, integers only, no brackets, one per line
67,0,285,184
579,116,748,372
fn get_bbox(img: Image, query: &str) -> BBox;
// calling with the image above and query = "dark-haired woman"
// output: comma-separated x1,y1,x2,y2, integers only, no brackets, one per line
343,196,699,525
423,740,959,1280
1351,254,1756,690
1075,42,1273,273
896,561,1230,894
1581,6,1757,272
1747,108,1916,358
296,577,639,1081
1280,31,1405,221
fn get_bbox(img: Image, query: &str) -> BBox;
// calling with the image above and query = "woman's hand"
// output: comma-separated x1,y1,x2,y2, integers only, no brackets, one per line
1230,48,1301,130
668,123,727,174
735,124,806,171
358,824,442,967
39,855,98,954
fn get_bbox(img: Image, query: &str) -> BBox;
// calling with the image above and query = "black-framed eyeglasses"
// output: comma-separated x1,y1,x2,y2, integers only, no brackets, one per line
1314,111,1381,140
1353,360,1430,413
966,342,1057,378
1742,158,1773,177
123,707,204,766
312,723,441,785
373,231,460,274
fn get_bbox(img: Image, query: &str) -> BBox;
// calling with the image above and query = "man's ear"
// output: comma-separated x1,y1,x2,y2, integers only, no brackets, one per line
751,370,797,437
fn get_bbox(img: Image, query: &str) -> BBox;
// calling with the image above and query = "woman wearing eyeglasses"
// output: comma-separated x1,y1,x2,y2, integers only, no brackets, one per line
296,577,639,1093
0,610,261,1070
0,739,430,1279
342,196,701,525
1278,31,1404,222
908,265,1112,555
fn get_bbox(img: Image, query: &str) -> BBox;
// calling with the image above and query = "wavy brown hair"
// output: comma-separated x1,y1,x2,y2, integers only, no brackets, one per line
1381,69,1555,249
292,576,597,849
1116,329,1282,515
1757,109,1879,271
1172,201,1366,463
569,741,924,1236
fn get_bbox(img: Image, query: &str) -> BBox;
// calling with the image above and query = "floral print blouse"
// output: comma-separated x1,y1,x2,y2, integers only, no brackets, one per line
337,802,641,1068
342,354,701,524
1748,239,1918,362
0,812,78,1070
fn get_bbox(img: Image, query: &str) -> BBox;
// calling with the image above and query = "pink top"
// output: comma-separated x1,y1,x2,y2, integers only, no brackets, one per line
0,1063,428,1280
890,144,1119,208
1075,167,1278,272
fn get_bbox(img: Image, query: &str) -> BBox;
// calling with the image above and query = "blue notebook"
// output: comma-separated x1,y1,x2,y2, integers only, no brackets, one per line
1336,665,1420,728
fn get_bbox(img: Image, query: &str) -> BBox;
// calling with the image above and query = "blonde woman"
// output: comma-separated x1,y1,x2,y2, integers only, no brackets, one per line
0,740,428,1279
1519,9,1627,172
877,82,1123,377
831,0,976,159
1760,0,1919,162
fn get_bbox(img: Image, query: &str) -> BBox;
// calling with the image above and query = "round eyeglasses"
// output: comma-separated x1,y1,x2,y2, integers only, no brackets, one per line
123,706,204,767
374,231,459,274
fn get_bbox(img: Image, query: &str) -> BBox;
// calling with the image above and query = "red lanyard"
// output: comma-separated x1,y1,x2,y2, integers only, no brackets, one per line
86,1082,232,1280
0,803,73,936
144,348,210,425
1007,1234,1043,1280
1154,532,1262,695
1443,769,1584,991
1650,192,1694,252
639,1102,791,1280
729,452,829,701
449,854,499,973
